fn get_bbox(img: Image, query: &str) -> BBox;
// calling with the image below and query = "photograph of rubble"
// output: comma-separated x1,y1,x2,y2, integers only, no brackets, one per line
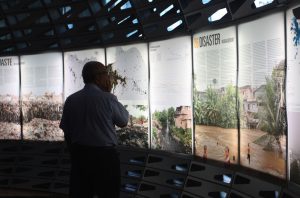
107,43,149,148
117,105,148,148
0,56,21,139
21,53,64,141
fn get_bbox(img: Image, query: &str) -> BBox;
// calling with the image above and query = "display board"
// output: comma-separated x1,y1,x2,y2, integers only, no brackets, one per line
150,36,193,154
64,48,105,99
0,56,20,139
21,53,64,141
238,12,286,178
107,43,149,148
193,26,238,164
287,4,300,185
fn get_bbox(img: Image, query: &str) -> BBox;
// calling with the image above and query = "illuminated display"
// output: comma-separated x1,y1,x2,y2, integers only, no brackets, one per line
107,43,149,148
238,12,286,178
287,4,300,185
0,56,20,139
21,53,64,141
64,48,105,99
150,36,193,154
193,26,238,164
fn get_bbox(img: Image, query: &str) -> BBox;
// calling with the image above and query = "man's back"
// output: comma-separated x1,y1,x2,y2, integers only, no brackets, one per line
60,83,128,147
60,61,128,198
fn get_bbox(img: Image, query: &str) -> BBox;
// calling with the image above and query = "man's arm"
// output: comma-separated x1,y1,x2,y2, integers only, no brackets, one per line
59,99,72,147
111,96,129,128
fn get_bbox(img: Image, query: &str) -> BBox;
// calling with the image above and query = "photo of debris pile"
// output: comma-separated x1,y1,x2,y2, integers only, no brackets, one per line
22,93,63,141
21,53,64,141
117,105,149,148
107,44,149,148
0,56,21,139
0,95,21,139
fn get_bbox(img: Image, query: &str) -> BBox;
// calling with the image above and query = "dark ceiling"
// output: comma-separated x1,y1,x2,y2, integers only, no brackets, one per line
0,0,292,55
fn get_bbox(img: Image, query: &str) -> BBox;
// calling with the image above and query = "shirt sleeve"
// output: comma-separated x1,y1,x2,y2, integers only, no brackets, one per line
110,95,129,127
59,98,71,144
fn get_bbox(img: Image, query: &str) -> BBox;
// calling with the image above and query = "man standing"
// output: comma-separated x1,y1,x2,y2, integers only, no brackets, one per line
60,61,129,198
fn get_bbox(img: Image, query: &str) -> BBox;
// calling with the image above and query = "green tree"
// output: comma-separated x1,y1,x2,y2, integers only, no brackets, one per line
202,85,221,125
136,105,146,111
168,107,175,126
237,87,246,128
258,62,286,153
154,110,168,128
193,87,203,125
194,84,237,128
220,84,238,128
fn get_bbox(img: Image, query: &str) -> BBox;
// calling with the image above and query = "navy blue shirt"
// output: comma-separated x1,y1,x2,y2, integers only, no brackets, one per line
59,83,129,147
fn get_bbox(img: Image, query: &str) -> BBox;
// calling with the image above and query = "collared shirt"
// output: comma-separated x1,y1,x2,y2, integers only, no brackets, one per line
59,83,129,147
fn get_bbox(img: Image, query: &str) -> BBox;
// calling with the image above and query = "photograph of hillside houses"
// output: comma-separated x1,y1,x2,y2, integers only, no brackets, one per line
152,106,192,154
194,84,238,164
239,60,286,178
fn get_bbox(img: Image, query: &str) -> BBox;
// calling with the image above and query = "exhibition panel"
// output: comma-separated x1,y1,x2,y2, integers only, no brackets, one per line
149,36,193,154
238,12,286,178
2,1,300,193
287,4,300,185
0,56,20,139
106,43,149,148
21,53,64,141
63,48,105,99
193,26,238,164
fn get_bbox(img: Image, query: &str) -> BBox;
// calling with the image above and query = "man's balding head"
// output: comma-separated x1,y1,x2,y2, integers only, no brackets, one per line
82,61,107,84
82,61,112,92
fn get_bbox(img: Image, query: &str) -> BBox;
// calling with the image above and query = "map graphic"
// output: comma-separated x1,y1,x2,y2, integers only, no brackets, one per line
107,44,148,103
64,49,105,98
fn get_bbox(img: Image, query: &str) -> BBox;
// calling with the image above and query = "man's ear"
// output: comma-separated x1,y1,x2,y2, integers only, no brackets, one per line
96,74,112,92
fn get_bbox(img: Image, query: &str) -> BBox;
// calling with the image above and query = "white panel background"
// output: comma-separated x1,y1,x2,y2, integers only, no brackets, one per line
64,48,105,99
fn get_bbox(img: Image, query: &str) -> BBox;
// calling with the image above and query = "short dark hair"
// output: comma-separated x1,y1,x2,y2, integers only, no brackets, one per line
82,61,106,84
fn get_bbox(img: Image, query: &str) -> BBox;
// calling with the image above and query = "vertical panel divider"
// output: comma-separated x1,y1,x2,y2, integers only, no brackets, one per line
236,24,241,165
147,42,152,149
62,52,65,102
19,55,23,141
191,35,195,155
104,47,107,66
284,9,289,184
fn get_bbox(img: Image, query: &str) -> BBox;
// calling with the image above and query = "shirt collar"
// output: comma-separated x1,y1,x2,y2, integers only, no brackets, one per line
84,83,102,91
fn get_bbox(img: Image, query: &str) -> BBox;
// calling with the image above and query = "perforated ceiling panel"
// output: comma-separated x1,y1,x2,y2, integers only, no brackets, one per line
0,0,291,55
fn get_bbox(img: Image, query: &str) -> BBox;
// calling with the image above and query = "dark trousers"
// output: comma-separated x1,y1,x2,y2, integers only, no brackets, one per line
69,144,120,198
